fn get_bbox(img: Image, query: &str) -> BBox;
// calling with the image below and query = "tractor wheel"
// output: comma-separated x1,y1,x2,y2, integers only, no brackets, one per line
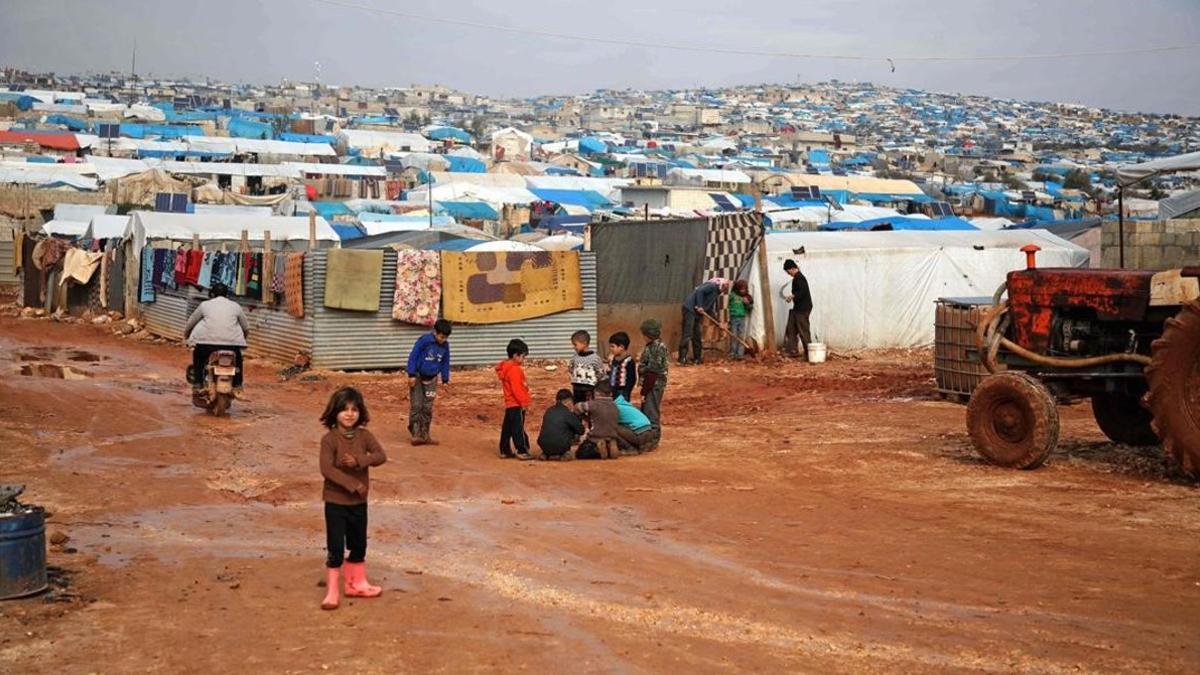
967,372,1060,469
1091,392,1159,446
1145,300,1200,475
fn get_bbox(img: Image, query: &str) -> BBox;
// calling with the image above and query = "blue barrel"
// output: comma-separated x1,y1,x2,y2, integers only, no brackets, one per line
0,508,47,600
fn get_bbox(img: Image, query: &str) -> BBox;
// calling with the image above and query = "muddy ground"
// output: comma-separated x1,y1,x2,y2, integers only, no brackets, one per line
0,314,1197,674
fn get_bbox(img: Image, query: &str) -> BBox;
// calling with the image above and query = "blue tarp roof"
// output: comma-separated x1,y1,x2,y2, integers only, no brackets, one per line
312,201,354,219
438,201,499,220
332,223,365,241
529,189,612,210
822,216,976,231
117,123,208,140
279,132,336,144
228,118,273,140
426,126,472,143
45,114,88,131
445,155,486,173
578,136,608,155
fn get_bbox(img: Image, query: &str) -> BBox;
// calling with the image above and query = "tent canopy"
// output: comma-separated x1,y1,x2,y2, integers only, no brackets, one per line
745,230,1089,350
128,211,338,256
1117,151,1200,187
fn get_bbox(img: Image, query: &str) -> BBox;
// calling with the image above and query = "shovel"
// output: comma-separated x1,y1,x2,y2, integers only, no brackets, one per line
696,309,760,357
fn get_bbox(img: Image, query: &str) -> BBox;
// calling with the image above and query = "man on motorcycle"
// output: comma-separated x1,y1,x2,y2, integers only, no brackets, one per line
185,283,249,394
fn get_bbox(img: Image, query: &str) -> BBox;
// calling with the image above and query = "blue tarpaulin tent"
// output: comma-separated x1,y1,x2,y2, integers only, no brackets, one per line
426,126,472,143
45,114,88,131
229,118,273,139
280,132,336,144
446,155,486,173
332,223,366,240
312,201,354,220
822,216,976,231
438,201,500,220
530,189,612,210
578,136,608,155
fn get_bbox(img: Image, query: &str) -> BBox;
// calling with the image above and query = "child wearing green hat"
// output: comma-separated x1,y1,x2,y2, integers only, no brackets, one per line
637,318,669,449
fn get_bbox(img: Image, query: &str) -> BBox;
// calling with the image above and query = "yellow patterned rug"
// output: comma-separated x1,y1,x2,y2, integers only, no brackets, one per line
440,251,582,324
323,249,383,312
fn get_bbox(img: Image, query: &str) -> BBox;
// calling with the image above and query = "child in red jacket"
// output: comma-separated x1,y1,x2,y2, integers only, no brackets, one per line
495,338,533,460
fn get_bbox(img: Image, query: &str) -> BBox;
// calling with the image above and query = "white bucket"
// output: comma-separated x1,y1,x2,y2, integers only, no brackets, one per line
807,342,827,364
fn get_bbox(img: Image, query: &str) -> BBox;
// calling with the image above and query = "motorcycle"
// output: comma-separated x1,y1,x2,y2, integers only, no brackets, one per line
187,349,240,417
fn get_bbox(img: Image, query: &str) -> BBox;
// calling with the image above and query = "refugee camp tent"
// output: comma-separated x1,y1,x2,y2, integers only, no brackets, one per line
1159,190,1200,220
744,230,1089,350
83,215,131,241
1116,151,1200,186
127,212,338,255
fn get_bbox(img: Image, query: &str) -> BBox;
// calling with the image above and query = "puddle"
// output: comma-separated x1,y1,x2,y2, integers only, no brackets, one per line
19,363,92,380
16,349,105,364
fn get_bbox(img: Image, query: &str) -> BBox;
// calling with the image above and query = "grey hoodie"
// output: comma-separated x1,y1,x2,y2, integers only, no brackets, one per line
185,296,249,347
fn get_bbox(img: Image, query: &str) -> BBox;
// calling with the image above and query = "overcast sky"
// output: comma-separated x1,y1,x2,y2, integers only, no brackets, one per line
1,0,1197,115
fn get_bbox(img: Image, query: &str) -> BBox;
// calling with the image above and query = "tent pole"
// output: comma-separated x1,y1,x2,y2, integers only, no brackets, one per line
1117,187,1124,269
752,191,776,353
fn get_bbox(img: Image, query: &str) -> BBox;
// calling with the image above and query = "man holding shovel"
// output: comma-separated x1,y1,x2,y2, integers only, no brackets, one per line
679,278,730,365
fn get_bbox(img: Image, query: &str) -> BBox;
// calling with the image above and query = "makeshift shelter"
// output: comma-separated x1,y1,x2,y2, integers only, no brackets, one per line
744,230,1090,350
112,168,196,206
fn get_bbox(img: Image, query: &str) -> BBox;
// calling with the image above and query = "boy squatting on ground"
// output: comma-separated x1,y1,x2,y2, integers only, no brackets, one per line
575,380,622,459
614,384,658,454
568,330,606,403
406,319,452,446
496,338,534,460
537,388,587,460
608,331,637,403
637,319,668,439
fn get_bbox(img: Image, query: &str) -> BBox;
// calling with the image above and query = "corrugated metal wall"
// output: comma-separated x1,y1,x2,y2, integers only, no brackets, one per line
142,285,314,362
0,228,17,288
308,250,597,370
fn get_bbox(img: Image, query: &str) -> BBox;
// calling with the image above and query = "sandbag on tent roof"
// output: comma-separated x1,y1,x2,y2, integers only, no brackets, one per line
127,212,338,257
744,230,1088,350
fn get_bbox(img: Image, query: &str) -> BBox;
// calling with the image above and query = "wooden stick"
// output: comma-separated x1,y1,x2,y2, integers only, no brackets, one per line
263,230,274,304
752,200,777,353
240,229,249,252
308,210,317,249
192,233,200,250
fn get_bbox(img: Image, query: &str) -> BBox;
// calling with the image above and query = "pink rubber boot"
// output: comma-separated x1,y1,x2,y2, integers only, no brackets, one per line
321,568,340,610
342,562,383,598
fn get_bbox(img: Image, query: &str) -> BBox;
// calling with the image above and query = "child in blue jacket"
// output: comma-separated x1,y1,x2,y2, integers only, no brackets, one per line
406,319,452,445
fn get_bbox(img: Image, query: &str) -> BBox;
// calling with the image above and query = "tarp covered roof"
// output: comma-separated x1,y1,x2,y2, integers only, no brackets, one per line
1117,151,1200,187
128,212,338,255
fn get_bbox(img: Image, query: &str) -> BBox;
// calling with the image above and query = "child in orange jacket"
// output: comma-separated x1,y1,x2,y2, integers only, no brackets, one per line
495,338,533,459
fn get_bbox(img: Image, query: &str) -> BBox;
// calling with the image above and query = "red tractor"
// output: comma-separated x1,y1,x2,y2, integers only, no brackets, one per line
967,246,1200,475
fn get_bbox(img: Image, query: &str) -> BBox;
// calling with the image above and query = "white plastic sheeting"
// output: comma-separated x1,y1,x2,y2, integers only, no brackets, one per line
0,166,97,190
1117,151,1200,187
283,162,387,177
338,129,433,154
744,230,1090,350
1159,190,1200,220
127,212,338,258
466,240,543,253
41,220,89,237
84,215,131,240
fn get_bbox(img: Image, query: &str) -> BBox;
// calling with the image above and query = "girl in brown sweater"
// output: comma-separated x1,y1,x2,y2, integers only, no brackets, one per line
319,386,387,610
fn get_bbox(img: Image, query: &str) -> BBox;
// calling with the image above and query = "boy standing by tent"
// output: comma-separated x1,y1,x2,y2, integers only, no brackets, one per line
783,260,813,359
406,319,452,446
638,319,668,444
496,338,533,460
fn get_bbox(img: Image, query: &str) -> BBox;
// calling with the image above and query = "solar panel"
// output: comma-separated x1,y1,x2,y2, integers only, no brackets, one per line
709,194,736,211
790,186,822,200
154,193,171,212
171,193,189,213
96,123,120,139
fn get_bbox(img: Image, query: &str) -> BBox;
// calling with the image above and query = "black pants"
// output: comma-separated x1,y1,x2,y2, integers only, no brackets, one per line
783,310,812,357
678,308,703,364
325,502,367,568
499,407,529,456
192,344,244,388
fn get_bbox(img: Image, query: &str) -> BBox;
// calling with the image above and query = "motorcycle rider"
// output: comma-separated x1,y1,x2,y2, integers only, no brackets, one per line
185,282,249,395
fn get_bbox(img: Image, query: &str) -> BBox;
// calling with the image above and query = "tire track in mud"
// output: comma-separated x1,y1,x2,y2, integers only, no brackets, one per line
69,496,1154,674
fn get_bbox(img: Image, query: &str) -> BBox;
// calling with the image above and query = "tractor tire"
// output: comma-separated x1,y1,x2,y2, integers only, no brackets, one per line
967,372,1060,469
1091,392,1159,446
1145,300,1200,475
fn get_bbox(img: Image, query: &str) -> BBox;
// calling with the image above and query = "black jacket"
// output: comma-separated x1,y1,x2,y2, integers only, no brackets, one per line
791,273,813,313
537,404,585,454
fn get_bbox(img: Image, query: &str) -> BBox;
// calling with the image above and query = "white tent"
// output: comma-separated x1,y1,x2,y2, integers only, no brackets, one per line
1117,151,1200,187
41,220,89,237
466,240,543,253
84,215,131,240
127,212,338,258
745,230,1089,350
338,129,433,155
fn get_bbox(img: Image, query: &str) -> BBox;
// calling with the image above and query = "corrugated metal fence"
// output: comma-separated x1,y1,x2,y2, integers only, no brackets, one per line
0,228,18,288
141,250,597,371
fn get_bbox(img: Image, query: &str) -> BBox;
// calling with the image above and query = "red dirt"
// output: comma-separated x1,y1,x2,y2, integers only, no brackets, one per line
1,315,1197,673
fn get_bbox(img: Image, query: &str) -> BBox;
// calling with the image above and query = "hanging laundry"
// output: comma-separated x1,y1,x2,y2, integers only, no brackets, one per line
271,252,286,296
182,249,204,286
197,252,214,289
233,252,247,296
246,252,262,299
140,246,156,303
156,249,176,289
285,252,305,318
173,248,187,286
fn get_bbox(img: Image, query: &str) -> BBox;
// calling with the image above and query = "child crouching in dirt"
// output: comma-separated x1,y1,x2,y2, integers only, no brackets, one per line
318,386,387,610
537,388,586,460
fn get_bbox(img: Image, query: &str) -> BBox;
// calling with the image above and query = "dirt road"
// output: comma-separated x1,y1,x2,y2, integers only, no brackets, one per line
1,316,1197,673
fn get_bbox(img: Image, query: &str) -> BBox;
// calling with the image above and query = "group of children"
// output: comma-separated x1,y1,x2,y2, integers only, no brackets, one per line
315,318,673,609
497,320,669,461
